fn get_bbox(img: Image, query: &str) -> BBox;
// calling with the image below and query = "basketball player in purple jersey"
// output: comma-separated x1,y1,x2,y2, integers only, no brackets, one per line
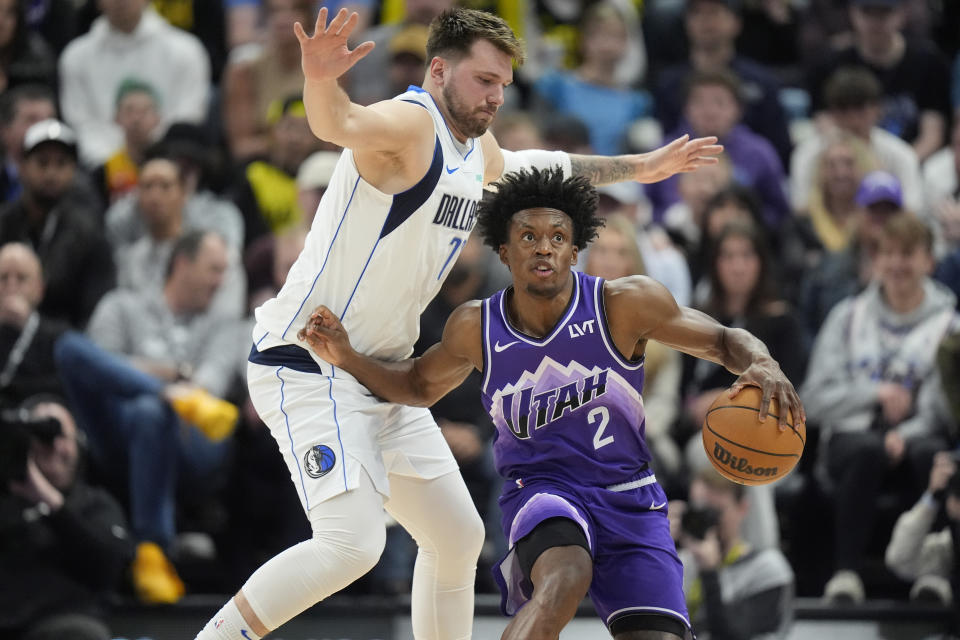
299,169,804,640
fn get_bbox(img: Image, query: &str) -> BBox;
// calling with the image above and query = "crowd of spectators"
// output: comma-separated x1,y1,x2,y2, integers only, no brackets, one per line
0,0,960,638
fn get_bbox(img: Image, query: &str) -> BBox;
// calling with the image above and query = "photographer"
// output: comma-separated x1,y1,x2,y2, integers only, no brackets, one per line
885,450,960,606
0,397,133,640
678,468,794,640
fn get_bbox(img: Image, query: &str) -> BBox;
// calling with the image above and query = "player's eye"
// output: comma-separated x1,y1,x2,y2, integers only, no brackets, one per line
521,232,534,241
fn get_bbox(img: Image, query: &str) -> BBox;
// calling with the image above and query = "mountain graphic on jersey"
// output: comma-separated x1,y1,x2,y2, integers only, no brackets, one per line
487,355,644,440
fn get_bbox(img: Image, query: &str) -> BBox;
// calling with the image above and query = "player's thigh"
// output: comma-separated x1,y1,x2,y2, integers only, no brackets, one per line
247,362,388,512
383,469,482,543
515,517,592,589
376,404,459,482
587,489,691,637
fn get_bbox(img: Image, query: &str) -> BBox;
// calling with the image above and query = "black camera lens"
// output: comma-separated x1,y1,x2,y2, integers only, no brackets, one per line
681,505,720,540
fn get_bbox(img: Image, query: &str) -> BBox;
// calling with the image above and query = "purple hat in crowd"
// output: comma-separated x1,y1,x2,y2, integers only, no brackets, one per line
856,170,903,208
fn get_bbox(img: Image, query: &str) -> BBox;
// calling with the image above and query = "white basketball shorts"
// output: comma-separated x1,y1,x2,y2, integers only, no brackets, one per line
247,358,459,512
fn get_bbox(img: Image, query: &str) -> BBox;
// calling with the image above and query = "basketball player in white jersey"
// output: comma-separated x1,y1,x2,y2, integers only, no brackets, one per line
196,7,722,640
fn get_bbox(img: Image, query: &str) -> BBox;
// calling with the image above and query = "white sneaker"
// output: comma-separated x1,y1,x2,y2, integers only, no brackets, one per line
823,570,865,604
910,574,952,605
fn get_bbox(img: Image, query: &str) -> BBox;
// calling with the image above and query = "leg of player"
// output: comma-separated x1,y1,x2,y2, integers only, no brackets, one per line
501,517,594,640
384,470,486,640
501,546,592,640
195,472,387,640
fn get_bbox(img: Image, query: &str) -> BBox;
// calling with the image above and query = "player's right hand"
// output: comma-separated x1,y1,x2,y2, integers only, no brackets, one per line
294,8,375,82
297,305,354,366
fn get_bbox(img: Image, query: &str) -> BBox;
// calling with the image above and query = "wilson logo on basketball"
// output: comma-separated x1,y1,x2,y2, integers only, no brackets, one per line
712,442,779,479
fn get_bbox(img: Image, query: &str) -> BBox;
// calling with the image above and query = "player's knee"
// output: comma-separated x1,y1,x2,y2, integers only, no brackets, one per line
452,507,485,559
311,516,386,575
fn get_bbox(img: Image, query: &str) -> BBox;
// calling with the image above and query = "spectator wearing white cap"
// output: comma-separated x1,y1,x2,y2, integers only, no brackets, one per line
295,150,339,229
0,119,114,328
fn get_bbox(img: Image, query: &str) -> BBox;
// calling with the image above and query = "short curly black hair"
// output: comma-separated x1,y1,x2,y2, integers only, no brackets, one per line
477,167,603,251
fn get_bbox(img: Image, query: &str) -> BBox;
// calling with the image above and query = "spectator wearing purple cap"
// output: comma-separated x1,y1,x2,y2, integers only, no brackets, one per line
791,66,923,217
805,0,951,162
802,212,959,603
799,170,906,336
857,168,903,209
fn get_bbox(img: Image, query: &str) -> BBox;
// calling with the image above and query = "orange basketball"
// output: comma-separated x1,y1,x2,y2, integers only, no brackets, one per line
702,386,805,486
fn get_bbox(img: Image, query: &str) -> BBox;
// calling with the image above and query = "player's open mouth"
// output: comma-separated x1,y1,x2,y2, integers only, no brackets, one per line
533,264,554,278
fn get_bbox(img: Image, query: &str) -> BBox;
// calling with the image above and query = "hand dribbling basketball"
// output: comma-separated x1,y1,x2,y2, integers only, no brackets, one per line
702,386,806,486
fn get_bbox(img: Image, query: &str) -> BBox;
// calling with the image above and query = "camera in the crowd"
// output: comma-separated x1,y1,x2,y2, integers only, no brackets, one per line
0,408,62,488
681,505,720,540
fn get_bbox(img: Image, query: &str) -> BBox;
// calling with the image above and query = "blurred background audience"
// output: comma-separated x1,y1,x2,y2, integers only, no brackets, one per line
3,1,956,632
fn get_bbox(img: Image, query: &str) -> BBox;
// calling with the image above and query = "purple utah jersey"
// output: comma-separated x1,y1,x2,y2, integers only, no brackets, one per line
481,270,652,487
482,271,691,635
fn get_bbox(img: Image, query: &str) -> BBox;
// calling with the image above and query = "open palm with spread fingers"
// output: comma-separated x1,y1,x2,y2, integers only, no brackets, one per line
637,134,723,183
294,7,375,82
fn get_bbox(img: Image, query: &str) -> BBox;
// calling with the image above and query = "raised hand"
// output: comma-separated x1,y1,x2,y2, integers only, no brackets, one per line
294,8,375,82
297,305,354,366
636,134,724,184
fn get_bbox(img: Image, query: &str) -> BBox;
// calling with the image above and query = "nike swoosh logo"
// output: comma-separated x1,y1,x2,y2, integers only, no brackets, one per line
241,631,253,640
650,501,666,510
445,165,460,174
494,340,519,352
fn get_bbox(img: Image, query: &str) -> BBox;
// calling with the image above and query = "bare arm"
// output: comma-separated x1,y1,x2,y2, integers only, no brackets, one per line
482,131,723,186
298,303,483,407
295,8,433,155
607,276,805,426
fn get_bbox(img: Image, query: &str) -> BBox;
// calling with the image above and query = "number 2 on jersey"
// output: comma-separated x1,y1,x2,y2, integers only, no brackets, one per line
588,406,613,450
437,237,464,280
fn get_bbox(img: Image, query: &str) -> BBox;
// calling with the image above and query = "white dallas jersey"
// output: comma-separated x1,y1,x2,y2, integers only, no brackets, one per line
254,87,485,364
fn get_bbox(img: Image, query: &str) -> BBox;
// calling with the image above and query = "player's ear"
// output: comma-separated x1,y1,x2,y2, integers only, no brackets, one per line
498,245,510,270
428,56,447,87
571,246,578,266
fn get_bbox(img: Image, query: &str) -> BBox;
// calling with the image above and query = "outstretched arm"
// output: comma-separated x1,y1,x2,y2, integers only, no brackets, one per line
298,303,483,407
607,276,805,427
482,131,723,186
295,8,432,154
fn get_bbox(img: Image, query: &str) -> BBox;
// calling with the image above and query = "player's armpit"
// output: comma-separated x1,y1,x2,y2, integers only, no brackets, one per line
480,131,505,186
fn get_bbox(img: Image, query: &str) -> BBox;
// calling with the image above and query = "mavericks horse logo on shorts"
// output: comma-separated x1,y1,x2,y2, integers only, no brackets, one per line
304,444,337,478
